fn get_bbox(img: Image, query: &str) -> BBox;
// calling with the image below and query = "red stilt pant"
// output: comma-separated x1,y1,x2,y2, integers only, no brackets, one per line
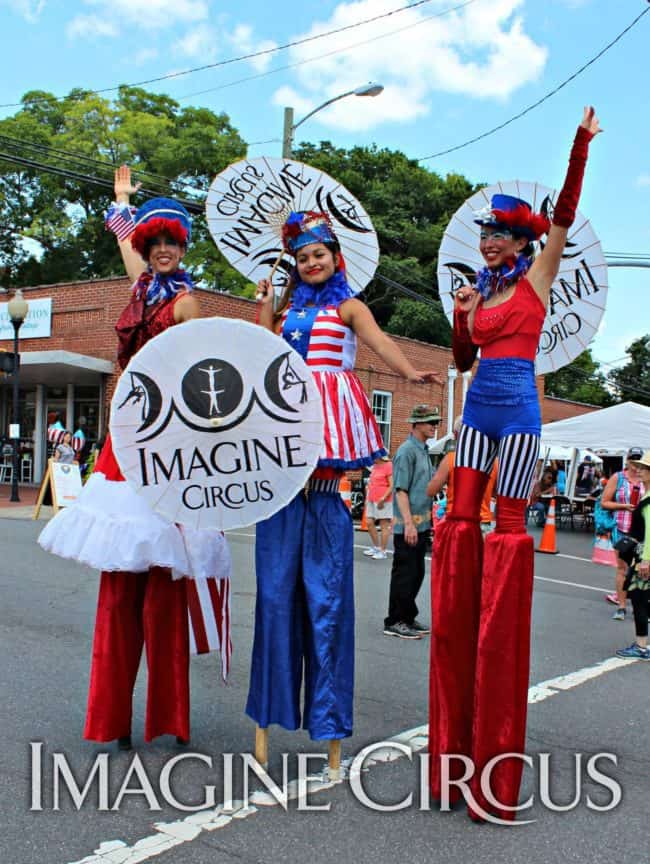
429,467,489,804
430,480,534,821
469,495,533,821
84,567,190,743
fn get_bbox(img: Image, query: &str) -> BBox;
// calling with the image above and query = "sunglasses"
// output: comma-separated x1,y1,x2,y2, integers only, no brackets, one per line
479,229,513,241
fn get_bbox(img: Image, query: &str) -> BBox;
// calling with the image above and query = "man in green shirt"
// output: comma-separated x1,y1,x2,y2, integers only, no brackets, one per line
383,404,440,640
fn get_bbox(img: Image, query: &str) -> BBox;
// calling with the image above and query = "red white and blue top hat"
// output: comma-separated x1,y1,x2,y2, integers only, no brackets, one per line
131,197,192,256
281,211,338,255
473,194,550,241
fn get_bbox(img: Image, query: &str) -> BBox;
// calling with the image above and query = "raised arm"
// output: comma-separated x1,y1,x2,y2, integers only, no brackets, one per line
341,298,443,386
528,106,601,306
109,165,147,283
452,289,481,371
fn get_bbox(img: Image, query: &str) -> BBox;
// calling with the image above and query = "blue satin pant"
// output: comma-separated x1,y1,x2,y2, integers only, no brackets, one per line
246,489,354,740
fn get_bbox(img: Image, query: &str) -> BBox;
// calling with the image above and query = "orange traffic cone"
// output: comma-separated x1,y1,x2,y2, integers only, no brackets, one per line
591,534,617,567
339,475,352,511
360,503,368,531
536,498,558,555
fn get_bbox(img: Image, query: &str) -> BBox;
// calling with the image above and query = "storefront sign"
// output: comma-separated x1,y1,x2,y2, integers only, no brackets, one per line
51,462,82,506
0,297,52,340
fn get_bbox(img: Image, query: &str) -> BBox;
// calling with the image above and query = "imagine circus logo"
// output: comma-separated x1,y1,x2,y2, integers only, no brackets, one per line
116,351,313,512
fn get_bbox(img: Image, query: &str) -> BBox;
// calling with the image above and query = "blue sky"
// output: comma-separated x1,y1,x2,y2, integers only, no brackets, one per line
1,0,649,374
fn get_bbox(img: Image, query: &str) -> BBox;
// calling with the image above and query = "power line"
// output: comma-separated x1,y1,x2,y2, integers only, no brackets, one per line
0,0,467,110
0,133,174,192
0,151,205,213
173,0,477,104
417,4,650,161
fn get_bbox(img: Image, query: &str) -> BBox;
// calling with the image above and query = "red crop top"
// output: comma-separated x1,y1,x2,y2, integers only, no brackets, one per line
471,277,546,362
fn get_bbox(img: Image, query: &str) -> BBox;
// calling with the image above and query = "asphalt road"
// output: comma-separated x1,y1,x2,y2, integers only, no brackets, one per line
1,517,648,864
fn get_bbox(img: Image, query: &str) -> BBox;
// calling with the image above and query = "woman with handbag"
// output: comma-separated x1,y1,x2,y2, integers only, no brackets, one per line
615,451,650,660
601,447,645,620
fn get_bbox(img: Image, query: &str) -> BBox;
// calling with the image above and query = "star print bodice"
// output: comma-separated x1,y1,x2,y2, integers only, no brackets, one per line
280,301,385,469
282,304,357,370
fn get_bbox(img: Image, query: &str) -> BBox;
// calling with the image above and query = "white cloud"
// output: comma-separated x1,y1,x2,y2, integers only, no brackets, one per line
67,0,208,37
66,15,118,39
175,25,220,62
2,0,45,21
636,173,650,188
133,47,159,66
272,0,548,132
227,24,278,72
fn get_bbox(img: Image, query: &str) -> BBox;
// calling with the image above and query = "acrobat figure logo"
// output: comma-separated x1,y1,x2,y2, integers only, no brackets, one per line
116,350,310,443
181,359,244,421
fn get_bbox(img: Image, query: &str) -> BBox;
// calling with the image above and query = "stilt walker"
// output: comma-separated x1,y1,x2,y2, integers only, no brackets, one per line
39,166,232,747
429,107,601,821
249,210,440,770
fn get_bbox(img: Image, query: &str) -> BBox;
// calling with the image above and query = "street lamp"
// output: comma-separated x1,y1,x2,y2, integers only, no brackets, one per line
282,82,384,158
7,288,28,502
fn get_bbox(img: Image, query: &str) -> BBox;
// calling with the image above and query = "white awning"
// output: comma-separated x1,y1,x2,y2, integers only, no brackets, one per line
17,350,114,386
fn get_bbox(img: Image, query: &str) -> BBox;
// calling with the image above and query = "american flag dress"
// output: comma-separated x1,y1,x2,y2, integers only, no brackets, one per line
282,303,386,469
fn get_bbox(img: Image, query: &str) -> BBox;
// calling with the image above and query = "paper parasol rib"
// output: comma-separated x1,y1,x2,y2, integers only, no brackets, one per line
206,156,379,296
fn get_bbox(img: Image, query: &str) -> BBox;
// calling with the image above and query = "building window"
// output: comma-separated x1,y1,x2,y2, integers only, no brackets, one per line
372,390,392,452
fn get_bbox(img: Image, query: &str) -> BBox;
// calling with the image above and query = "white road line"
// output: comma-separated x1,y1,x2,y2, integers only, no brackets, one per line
557,552,596,564
64,653,640,864
533,575,609,593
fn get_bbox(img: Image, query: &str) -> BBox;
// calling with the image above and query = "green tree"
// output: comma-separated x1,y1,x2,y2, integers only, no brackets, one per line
0,87,247,289
544,349,614,406
294,141,477,342
608,335,650,406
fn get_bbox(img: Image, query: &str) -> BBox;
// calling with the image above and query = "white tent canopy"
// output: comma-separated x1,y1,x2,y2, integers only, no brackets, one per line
540,401,650,456
428,432,455,455
544,445,602,464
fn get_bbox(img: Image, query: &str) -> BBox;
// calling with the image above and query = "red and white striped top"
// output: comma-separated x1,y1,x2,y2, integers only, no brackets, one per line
282,306,357,371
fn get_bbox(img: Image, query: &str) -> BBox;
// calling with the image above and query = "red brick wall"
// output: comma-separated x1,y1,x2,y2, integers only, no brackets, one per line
1,276,595,444
541,396,599,424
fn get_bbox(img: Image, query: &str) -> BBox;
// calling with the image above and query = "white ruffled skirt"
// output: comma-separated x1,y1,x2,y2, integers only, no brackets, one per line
38,472,232,581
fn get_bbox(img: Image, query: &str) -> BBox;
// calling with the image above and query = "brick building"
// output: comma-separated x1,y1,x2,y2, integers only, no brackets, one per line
0,276,596,483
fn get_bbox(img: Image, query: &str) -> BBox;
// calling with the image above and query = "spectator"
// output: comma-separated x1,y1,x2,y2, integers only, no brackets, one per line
528,469,557,525
601,446,645,620
53,431,76,465
615,450,650,661
363,455,393,560
575,454,596,496
383,404,439,640
556,464,567,495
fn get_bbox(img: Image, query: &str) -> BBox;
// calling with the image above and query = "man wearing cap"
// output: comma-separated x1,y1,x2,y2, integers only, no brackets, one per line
383,405,439,639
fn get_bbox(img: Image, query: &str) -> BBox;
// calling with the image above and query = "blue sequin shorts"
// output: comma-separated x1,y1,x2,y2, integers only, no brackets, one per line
462,358,541,439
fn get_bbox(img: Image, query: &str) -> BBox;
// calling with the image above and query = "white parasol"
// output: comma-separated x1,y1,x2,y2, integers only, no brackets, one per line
205,157,379,296
110,318,324,531
436,180,608,375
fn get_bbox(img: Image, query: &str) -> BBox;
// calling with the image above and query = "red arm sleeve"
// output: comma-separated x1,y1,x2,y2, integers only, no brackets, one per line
452,308,478,372
552,126,594,228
